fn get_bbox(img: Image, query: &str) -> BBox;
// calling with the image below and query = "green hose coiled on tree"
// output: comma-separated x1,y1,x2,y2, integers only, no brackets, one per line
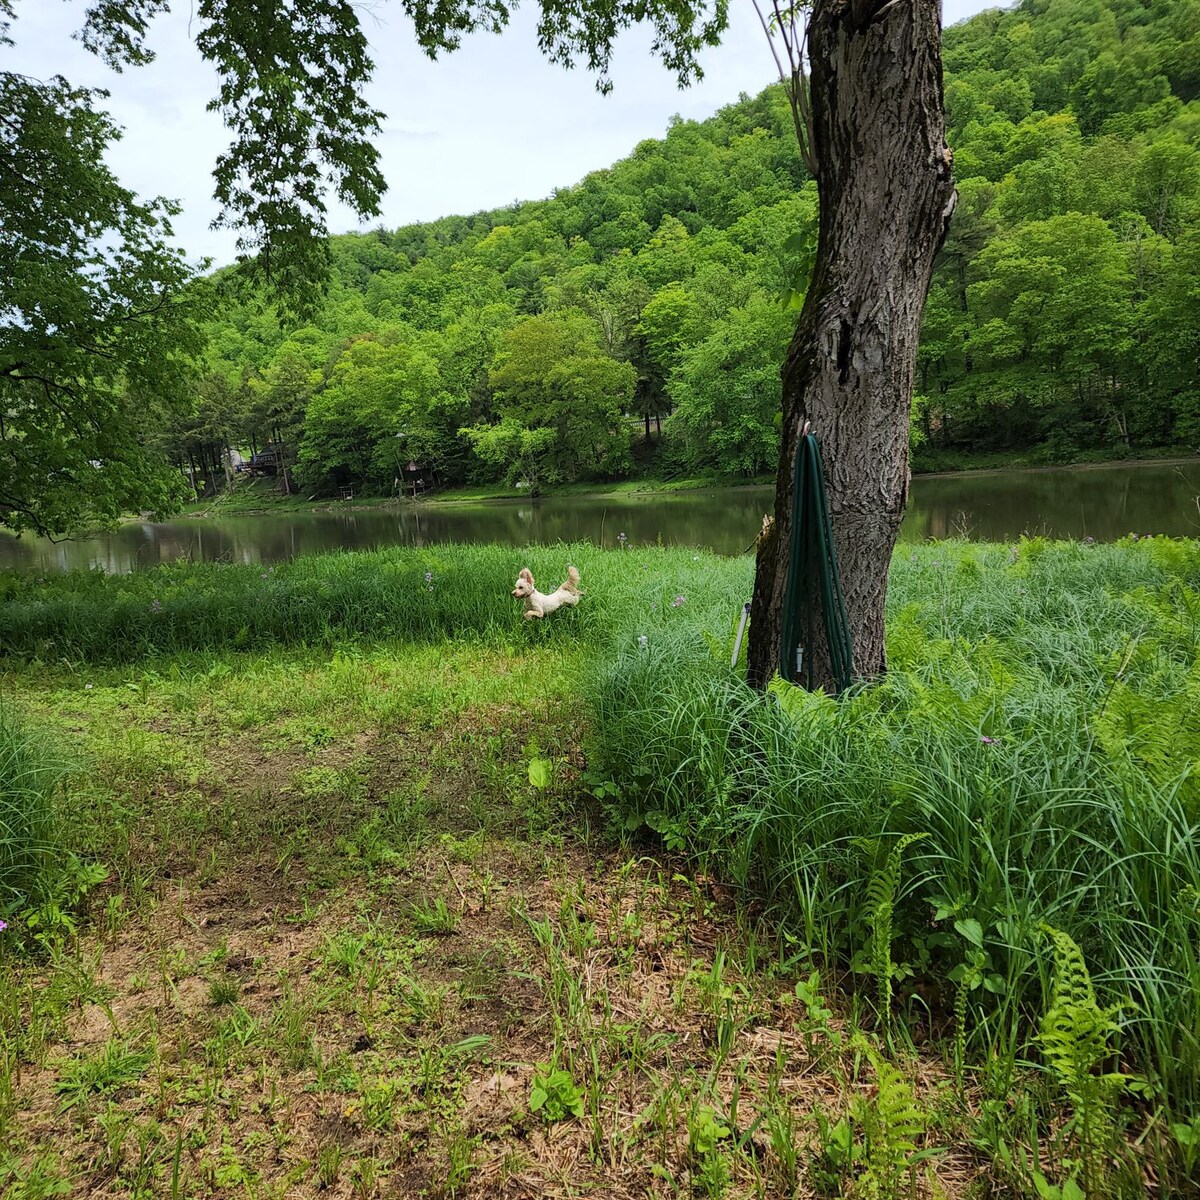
778,429,854,693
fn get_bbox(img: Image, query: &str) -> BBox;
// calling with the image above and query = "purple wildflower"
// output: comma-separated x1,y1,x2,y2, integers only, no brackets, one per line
981,736,998,745
0,919,7,932
670,594,686,608
424,571,433,583
149,598,161,614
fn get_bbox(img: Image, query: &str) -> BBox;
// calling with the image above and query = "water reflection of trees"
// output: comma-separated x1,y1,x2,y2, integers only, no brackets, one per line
1,464,1197,574
907,465,1200,542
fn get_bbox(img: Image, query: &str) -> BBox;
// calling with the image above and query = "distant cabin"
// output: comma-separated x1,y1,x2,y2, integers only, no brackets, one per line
248,443,286,475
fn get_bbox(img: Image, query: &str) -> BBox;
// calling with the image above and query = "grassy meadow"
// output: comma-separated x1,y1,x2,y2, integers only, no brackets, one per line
1,539,1198,1198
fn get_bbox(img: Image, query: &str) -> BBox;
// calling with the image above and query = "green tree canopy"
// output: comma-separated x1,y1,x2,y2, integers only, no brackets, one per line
666,292,792,476
296,333,451,492
1,0,730,531
0,71,203,535
10,0,1200,527
465,311,635,484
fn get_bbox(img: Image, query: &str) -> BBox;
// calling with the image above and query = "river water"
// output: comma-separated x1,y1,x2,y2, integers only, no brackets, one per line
2,461,1198,574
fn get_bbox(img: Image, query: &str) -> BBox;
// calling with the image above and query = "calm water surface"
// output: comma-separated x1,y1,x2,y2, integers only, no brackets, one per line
2,461,1198,574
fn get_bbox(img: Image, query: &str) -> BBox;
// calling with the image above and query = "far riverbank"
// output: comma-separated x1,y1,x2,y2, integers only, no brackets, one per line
181,447,1199,520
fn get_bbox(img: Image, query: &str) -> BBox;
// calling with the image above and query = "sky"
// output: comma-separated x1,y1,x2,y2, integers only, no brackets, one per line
9,0,1006,267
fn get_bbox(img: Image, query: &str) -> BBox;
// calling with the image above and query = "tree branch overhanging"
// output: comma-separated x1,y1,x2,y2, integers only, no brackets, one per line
751,0,817,176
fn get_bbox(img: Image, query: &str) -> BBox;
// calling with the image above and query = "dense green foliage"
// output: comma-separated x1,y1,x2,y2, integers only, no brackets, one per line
184,91,807,496
10,0,1197,526
1,0,728,534
0,69,204,536
171,0,1200,501
924,0,1200,459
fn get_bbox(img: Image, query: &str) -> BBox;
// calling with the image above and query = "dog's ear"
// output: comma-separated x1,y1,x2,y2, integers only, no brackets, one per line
518,567,533,583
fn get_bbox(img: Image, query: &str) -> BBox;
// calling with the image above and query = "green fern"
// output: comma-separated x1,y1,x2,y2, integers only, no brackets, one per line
852,1038,929,1200
858,833,928,1029
1093,650,1200,815
952,962,970,1089
1037,925,1130,1195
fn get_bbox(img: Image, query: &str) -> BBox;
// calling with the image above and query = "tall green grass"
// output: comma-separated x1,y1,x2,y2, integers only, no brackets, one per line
0,543,747,664
588,537,1200,1149
0,707,65,918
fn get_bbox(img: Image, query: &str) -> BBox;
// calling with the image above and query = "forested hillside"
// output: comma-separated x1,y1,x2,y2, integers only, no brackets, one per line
926,0,1200,461
177,0,1200,496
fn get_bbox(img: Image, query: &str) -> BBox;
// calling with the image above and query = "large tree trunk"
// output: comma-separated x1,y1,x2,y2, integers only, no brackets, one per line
747,0,955,691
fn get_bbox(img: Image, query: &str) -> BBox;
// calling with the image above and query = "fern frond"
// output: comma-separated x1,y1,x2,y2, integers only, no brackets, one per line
1037,924,1129,1194
1039,924,1120,1081
873,1057,925,1148
865,833,928,1026
866,833,928,916
855,1040,928,1200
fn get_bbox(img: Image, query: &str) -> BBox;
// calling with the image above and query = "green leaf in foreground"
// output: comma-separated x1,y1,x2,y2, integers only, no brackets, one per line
528,1066,584,1122
528,757,552,789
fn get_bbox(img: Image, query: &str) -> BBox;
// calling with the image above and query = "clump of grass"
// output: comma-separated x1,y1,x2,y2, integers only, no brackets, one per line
208,977,240,1007
0,706,66,919
587,536,1200,1187
54,1036,154,1111
409,897,459,935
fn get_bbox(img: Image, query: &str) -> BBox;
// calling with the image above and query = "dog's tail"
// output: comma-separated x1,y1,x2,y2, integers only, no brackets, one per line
562,565,581,595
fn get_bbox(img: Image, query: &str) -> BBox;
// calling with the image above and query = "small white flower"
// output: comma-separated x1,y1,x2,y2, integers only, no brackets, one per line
85,683,93,690
637,635,648,650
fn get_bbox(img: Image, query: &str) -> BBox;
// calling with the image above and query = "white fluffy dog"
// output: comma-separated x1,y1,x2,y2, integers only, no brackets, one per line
511,565,581,619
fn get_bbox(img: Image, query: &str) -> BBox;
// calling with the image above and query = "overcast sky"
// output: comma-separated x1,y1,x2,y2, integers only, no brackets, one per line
10,0,1005,266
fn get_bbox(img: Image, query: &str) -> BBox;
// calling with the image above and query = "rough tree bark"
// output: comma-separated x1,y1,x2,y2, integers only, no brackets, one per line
747,0,956,691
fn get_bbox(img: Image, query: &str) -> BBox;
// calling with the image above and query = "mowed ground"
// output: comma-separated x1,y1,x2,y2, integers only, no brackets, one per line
1,644,977,1199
